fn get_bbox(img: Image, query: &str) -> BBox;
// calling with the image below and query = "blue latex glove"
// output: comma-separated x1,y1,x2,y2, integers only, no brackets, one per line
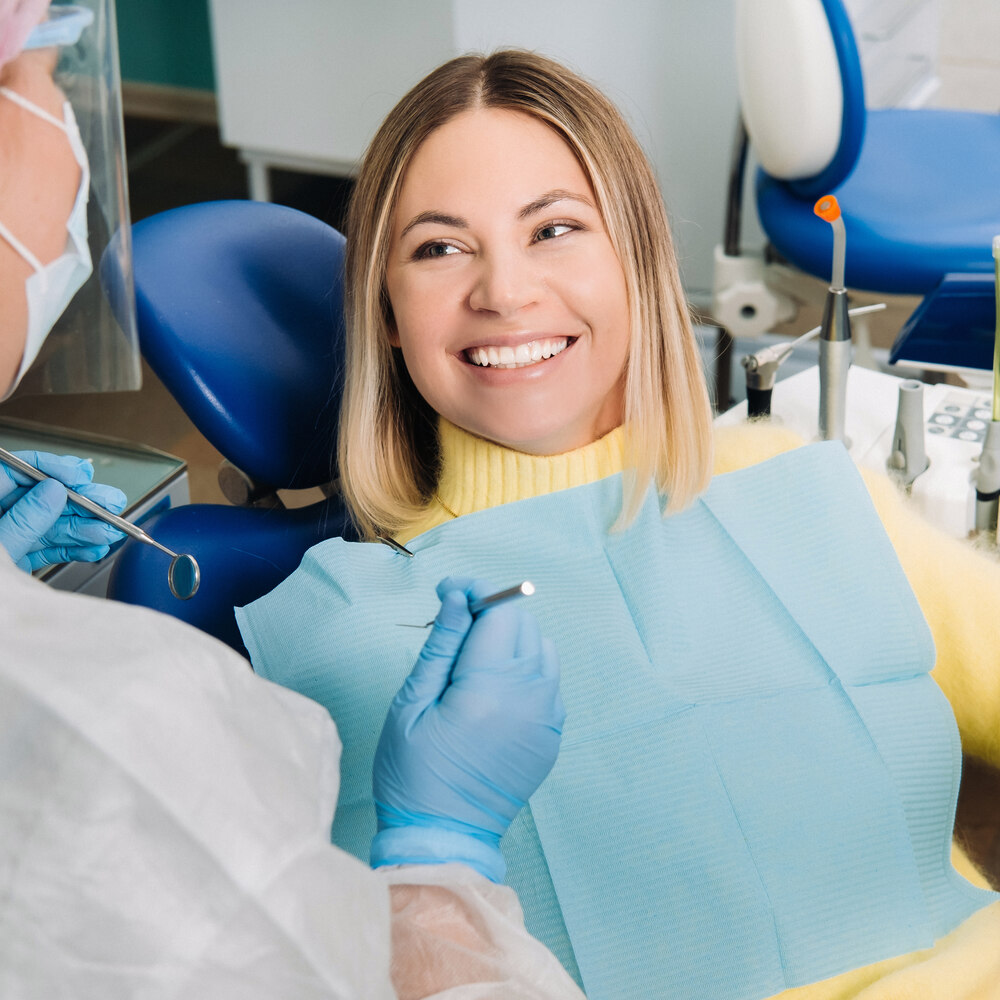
0,451,127,572
371,576,565,882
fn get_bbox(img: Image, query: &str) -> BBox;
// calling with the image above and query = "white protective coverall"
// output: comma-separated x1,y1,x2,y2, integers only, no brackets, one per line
0,550,586,1000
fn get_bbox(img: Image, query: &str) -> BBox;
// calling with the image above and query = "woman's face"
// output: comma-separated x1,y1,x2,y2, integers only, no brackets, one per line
385,108,630,455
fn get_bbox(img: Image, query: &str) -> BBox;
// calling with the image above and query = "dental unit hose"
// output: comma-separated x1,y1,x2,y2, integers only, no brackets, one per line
972,235,1000,540
815,195,851,444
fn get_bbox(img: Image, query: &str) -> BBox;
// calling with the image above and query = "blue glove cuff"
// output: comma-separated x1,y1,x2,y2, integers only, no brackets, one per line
370,826,506,883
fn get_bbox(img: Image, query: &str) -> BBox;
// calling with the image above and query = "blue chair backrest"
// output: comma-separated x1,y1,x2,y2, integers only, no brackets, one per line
130,200,347,491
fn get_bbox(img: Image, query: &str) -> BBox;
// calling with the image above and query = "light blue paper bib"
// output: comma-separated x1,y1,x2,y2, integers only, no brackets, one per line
238,443,996,1000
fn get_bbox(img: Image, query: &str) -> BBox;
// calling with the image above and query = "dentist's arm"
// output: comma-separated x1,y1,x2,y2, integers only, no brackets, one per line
373,577,584,999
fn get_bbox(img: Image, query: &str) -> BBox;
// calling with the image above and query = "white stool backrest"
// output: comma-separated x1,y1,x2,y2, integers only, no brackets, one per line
735,0,843,179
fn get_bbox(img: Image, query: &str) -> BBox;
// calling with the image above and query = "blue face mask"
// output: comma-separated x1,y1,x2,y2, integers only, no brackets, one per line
0,86,92,400
23,4,94,49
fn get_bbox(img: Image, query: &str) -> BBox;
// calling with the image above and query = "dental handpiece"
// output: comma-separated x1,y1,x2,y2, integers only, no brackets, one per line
814,195,851,444
740,303,885,419
973,235,1000,540
818,289,851,442
973,423,1000,538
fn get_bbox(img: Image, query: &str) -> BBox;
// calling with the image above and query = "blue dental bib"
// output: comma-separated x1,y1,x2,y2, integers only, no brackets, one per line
238,442,996,1000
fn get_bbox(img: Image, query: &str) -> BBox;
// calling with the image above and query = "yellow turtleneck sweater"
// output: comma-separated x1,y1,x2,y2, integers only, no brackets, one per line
401,417,1000,1000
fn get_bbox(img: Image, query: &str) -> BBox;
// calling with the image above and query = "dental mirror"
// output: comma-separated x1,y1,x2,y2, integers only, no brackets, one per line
0,446,201,600
168,552,201,601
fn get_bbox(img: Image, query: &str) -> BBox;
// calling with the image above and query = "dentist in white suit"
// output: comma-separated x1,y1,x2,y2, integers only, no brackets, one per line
0,7,584,997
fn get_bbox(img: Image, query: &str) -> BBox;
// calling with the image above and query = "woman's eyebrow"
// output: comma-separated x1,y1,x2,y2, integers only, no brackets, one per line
518,189,594,219
399,211,467,239
399,190,594,239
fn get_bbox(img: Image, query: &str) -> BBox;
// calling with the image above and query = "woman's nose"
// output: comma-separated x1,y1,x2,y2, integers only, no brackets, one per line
467,249,541,316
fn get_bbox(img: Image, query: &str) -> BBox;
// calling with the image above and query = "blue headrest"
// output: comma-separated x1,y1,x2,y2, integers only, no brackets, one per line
130,200,346,491
788,0,866,198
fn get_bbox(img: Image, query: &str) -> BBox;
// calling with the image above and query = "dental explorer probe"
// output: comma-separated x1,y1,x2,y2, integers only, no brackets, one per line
400,581,535,628
0,445,201,600
814,195,851,443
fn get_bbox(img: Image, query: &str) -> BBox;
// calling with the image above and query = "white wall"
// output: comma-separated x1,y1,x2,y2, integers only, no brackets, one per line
211,0,742,299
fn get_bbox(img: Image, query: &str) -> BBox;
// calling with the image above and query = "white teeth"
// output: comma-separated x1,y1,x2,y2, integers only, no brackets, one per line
467,337,569,368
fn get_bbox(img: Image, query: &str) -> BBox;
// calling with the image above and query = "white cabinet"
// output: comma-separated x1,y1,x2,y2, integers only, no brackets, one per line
208,0,455,197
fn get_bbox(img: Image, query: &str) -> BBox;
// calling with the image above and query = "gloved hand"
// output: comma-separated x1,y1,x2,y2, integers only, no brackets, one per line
371,576,565,882
0,451,127,572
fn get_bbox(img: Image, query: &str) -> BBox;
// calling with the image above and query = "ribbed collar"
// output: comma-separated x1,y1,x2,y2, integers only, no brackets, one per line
397,419,627,543
436,418,626,515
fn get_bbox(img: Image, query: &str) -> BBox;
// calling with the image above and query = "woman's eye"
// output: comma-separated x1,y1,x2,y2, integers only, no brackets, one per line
414,241,460,260
535,223,575,242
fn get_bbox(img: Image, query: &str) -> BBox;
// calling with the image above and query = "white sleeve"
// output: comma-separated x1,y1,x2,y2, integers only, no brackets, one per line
0,560,395,1000
1,560,584,999
376,864,587,1000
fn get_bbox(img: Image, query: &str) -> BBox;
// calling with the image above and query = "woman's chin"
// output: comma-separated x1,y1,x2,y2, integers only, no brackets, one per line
457,420,604,456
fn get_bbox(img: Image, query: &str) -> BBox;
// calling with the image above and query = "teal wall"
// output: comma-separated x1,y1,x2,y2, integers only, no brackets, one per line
116,0,215,90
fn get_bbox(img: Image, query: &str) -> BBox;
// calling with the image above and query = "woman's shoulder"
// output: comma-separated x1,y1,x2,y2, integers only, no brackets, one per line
712,421,807,477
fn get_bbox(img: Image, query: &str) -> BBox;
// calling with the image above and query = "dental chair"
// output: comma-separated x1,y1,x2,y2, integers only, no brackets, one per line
105,200,356,655
712,0,1000,400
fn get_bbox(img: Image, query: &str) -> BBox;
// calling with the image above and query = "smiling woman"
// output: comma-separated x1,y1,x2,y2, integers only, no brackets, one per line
338,49,713,542
237,48,1000,1000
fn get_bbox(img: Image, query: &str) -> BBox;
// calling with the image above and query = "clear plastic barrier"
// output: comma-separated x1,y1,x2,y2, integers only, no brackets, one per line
7,0,140,397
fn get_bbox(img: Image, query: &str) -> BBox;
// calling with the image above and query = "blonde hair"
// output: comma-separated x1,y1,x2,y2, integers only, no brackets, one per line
339,49,713,540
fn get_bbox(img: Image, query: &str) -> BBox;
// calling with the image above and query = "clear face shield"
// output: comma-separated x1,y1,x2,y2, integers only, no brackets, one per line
0,0,140,400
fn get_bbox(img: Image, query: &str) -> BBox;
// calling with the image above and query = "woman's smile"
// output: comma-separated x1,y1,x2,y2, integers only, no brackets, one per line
463,336,572,370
